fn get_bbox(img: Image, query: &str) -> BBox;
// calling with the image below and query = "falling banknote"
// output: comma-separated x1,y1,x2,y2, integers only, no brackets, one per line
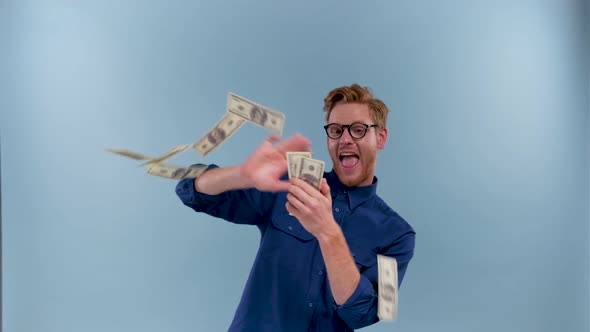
377,254,398,321
227,92,285,136
107,91,286,180
105,148,154,161
193,112,246,157
106,144,190,166
146,163,209,180
139,144,191,166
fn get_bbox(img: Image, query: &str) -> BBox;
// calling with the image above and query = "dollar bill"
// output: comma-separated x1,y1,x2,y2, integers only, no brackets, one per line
297,157,325,190
139,144,191,166
377,254,398,321
146,163,209,180
106,144,191,166
286,151,312,179
105,148,154,161
193,112,246,156
227,92,285,135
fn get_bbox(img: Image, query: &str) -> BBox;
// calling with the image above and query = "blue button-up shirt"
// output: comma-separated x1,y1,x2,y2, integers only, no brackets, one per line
176,165,415,331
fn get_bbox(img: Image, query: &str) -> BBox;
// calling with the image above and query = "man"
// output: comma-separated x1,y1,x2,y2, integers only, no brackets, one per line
176,84,416,331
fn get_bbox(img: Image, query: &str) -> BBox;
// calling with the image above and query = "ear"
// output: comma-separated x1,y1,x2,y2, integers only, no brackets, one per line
377,127,388,150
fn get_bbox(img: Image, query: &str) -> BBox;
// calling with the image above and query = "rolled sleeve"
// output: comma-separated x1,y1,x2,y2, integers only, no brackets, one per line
175,164,276,225
335,275,379,329
175,178,199,204
175,164,220,206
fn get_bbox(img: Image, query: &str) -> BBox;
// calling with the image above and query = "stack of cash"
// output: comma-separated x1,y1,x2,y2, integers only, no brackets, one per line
106,92,285,180
286,152,325,191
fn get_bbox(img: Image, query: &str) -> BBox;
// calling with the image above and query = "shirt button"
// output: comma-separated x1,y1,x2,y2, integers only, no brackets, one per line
335,208,339,212
308,303,314,308
288,226,293,231
318,270,323,276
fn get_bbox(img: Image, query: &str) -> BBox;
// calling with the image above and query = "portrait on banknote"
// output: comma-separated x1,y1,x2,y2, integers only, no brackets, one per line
249,106,268,127
171,167,189,179
207,127,226,145
299,173,320,189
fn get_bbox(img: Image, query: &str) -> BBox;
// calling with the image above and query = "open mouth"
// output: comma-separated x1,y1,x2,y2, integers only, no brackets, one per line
339,152,360,169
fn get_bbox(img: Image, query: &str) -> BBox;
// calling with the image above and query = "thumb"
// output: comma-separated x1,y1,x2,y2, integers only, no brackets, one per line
265,134,281,144
269,179,291,193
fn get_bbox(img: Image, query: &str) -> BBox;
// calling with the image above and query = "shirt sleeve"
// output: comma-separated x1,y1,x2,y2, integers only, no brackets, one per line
175,164,277,225
335,231,416,329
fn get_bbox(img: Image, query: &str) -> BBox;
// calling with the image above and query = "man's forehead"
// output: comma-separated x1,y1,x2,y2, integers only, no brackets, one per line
328,103,372,122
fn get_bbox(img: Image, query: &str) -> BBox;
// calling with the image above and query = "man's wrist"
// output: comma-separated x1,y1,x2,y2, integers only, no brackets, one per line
316,220,343,246
237,163,255,189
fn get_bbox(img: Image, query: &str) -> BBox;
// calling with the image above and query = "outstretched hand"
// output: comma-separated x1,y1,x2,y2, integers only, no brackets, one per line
240,134,311,192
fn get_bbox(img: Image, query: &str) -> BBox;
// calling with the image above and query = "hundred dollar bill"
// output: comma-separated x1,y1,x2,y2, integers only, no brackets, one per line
105,148,154,161
139,144,191,166
286,151,312,179
297,157,325,191
227,92,285,135
146,163,209,180
193,112,246,156
377,254,398,321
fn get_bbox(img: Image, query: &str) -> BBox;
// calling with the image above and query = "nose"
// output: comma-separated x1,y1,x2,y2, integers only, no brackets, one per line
339,128,354,143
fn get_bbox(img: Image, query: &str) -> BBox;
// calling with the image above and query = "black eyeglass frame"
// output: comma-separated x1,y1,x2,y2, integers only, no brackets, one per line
323,122,379,140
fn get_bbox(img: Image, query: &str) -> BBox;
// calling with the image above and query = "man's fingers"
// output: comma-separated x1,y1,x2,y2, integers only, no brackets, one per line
285,201,299,215
287,192,307,213
319,178,331,198
288,182,309,202
291,177,322,197
265,134,281,145
285,201,292,214
269,179,291,192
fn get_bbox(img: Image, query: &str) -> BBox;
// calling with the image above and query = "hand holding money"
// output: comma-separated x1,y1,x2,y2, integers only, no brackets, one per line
284,148,331,234
285,175,333,237
285,151,325,216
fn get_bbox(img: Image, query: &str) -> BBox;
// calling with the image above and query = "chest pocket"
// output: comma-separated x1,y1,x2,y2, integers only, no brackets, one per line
259,213,315,271
270,213,314,242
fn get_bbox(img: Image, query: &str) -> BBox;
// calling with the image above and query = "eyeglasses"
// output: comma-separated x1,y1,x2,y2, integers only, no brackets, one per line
323,122,379,139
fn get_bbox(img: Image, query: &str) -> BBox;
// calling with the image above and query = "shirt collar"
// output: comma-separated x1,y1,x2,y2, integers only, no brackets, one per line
325,169,378,210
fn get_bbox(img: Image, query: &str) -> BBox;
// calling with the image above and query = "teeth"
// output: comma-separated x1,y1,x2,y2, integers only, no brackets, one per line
339,153,358,161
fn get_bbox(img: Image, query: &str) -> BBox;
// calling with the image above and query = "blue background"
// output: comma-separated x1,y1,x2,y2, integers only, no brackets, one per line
1,1,589,331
